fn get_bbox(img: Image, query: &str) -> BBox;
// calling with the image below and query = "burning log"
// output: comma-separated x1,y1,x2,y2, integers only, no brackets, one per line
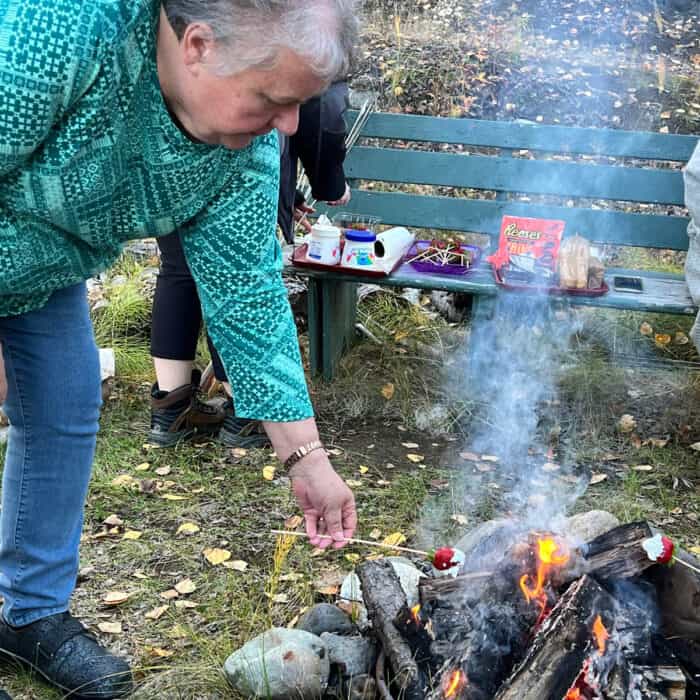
581,521,654,581
494,575,616,700
419,571,494,605
357,560,425,700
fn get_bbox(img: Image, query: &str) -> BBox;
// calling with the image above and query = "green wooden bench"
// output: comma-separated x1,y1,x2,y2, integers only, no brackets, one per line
286,112,699,379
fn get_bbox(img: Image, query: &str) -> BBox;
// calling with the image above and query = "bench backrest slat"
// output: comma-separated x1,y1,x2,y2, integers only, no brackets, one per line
343,190,690,250
335,111,699,252
346,146,686,205
350,111,698,161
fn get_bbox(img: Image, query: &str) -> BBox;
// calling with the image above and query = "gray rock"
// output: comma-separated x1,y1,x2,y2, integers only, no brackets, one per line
455,518,523,568
321,633,377,677
563,510,620,545
296,604,356,637
223,627,329,699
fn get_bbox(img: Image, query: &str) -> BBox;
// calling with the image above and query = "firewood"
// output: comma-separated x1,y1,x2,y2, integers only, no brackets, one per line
357,560,425,700
495,575,616,700
582,521,654,580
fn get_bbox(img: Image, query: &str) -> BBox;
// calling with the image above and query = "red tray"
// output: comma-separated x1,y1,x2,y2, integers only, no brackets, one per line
493,267,609,297
291,242,404,277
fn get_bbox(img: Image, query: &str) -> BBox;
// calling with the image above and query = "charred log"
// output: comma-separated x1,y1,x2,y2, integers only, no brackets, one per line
494,575,616,700
581,521,654,581
358,560,425,700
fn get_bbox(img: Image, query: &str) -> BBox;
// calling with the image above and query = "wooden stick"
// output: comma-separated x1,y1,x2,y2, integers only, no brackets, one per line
271,529,429,556
673,556,700,575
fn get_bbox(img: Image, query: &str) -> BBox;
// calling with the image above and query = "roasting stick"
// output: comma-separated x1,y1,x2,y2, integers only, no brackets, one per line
271,529,429,556
673,557,700,575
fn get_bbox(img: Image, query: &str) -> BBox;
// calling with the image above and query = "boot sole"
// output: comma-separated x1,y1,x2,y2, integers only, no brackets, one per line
0,647,131,699
147,427,196,448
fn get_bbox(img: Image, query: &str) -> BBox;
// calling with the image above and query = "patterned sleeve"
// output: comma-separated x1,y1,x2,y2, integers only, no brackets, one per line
179,133,314,422
0,0,100,177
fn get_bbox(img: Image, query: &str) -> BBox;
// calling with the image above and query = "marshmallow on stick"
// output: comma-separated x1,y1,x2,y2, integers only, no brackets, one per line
642,534,700,574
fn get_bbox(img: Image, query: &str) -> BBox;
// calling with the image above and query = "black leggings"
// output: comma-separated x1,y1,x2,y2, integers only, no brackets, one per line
150,232,228,382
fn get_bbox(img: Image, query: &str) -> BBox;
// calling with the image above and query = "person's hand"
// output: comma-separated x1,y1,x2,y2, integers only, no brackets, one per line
290,452,357,549
294,202,315,233
326,183,351,207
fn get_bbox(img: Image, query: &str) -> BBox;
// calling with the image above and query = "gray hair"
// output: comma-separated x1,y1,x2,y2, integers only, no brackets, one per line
162,0,359,81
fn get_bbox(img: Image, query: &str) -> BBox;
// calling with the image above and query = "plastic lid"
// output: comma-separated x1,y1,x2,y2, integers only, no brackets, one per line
345,228,376,242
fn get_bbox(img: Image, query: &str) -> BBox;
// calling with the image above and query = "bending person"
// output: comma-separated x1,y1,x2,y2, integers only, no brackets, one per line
149,82,351,447
0,1,359,697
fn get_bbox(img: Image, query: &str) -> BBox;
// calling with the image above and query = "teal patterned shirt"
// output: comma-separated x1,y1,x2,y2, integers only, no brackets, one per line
0,0,313,421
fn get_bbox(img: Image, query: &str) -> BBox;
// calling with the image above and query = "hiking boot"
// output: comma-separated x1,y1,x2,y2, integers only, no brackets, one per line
218,399,271,448
149,369,225,447
0,611,132,698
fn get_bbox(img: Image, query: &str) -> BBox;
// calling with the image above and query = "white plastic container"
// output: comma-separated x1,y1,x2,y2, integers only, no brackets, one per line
307,215,341,265
341,228,377,269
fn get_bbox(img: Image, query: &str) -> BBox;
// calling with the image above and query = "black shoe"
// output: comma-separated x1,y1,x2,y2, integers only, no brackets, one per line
0,612,132,698
218,400,271,448
149,369,225,447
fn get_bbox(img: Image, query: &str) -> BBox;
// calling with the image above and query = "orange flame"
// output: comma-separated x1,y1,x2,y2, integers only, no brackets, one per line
593,615,609,655
565,689,581,700
519,538,569,622
443,669,467,698
411,604,421,626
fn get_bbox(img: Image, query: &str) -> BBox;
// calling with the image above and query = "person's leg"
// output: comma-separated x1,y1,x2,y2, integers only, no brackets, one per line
207,338,270,448
151,231,202,390
150,232,224,445
0,283,131,697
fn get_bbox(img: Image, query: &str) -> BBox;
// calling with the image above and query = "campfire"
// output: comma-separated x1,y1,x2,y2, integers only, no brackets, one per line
357,520,699,700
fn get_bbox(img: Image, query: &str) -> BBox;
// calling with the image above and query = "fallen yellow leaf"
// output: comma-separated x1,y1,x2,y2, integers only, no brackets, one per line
590,473,608,485
174,600,198,610
223,560,249,572
382,532,407,547
617,414,637,433
346,479,363,487
160,589,179,600
167,624,189,639
111,474,135,488
135,462,151,472
103,514,124,527
345,553,360,564
406,454,424,463
145,646,174,658
262,466,276,481
176,522,200,535
145,605,169,620
174,578,197,595
203,547,232,566
369,528,382,539
155,466,172,476
381,383,395,400
161,494,188,501
689,546,700,556
284,515,303,530
98,621,122,635
102,591,130,606
401,442,419,449
359,465,369,475
122,530,142,540
632,465,654,472
639,322,653,336
654,333,671,347
271,593,289,604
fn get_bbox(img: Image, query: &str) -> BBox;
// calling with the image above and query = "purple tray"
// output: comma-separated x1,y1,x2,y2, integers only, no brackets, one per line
405,241,482,276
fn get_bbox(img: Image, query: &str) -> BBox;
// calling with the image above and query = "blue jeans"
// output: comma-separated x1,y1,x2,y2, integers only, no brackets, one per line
0,284,100,626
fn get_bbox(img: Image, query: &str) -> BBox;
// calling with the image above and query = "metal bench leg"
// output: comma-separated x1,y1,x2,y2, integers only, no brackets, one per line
468,295,498,378
321,280,358,380
307,279,358,380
